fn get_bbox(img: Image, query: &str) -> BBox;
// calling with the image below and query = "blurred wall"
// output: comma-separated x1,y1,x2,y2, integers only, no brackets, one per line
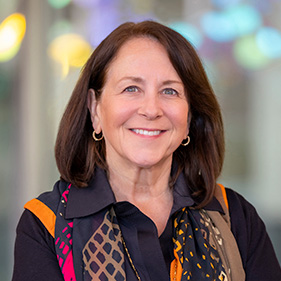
1,0,280,279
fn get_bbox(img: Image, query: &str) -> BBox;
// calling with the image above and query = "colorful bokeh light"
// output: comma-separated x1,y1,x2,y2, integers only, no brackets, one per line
256,27,281,58
47,20,73,42
48,33,92,78
0,13,26,62
201,11,236,42
72,0,99,8
233,35,270,70
226,4,262,37
211,0,242,9
201,4,261,42
169,22,203,49
48,0,72,9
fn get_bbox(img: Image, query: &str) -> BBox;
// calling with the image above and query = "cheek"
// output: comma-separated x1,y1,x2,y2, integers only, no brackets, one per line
99,99,136,130
171,104,189,132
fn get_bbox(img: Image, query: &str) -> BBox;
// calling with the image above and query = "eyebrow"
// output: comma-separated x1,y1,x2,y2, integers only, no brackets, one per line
118,76,183,86
118,76,144,84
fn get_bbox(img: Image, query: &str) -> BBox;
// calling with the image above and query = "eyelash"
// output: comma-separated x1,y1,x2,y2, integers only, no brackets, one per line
123,86,139,93
162,88,178,96
123,86,179,96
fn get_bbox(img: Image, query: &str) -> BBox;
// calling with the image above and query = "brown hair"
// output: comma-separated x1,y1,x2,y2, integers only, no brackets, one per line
55,21,224,207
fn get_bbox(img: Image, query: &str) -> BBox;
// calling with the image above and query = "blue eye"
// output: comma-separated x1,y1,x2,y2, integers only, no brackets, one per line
163,88,178,96
124,86,139,93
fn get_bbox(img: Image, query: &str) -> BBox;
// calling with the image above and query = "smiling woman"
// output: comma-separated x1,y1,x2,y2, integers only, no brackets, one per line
88,38,189,179
56,21,224,208
12,21,281,281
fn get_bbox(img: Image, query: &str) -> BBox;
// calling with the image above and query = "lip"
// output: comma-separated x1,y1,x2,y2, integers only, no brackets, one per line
130,128,166,137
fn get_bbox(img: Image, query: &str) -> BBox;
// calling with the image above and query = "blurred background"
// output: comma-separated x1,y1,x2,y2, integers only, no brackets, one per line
1,0,281,279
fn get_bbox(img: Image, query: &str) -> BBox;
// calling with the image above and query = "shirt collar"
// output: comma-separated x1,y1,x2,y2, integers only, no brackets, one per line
171,172,194,214
65,167,115,219
205,196,225,214
170,173,224,215
65,167,223,219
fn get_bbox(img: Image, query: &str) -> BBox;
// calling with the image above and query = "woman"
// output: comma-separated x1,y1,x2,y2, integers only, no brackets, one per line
12,21,281,281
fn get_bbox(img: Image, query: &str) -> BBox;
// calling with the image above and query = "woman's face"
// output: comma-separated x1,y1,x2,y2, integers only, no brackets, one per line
88,37,189,170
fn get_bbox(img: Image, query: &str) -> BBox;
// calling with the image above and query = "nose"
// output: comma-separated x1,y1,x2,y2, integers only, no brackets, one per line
138,92,163,120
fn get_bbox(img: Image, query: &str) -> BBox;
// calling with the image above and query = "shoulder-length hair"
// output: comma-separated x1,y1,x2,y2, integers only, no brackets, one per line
55,20,224,208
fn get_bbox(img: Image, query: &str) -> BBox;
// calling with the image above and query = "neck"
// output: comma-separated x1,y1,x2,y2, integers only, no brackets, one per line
107,157,174,236
107,158,173,204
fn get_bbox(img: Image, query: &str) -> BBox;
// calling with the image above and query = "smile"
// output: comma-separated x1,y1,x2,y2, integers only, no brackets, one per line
131,129,162,136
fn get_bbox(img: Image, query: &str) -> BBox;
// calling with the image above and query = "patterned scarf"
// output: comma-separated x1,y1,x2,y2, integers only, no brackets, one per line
82,208,126,281
82,207,229,281
171,207,228,280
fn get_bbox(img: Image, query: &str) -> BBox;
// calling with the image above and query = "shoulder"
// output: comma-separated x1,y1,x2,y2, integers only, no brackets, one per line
225,188,260,225
37,180,70,211
225,187,281,280
225,187,266,243
14,180,69,266
23,180,70,237
25,180,69,212
225,187,265,250
14,185,66,280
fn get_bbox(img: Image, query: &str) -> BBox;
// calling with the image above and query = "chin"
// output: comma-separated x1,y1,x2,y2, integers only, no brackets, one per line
129,154,171,170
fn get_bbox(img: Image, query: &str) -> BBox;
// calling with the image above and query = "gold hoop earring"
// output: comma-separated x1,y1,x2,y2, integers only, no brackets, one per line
92,130,104,141
181,136,190,146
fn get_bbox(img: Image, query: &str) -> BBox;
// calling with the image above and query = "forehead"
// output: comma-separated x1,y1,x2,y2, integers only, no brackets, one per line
105,37,176,78
114,37,166,61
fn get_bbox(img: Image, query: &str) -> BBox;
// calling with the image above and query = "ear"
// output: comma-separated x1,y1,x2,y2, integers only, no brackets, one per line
87,89,102,134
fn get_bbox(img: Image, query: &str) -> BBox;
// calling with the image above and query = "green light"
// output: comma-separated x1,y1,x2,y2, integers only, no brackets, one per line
233,36,270,70
48,0,71,9
48,20,72,42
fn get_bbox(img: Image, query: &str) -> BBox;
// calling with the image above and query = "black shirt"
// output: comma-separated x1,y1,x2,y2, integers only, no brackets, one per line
12,169,281,280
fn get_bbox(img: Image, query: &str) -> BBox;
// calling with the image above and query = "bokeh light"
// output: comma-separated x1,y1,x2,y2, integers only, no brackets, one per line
201,4,261,42
226,4,262,37
201,11,237,42
47,20,73,42
0,13,26,62
0,42,21,62
73,0,100,8
256,27,281,58
169,21,203,49
233,35,270,69
48,33,92,78
87,2,120,47
48,0,72,9
211,0,242,9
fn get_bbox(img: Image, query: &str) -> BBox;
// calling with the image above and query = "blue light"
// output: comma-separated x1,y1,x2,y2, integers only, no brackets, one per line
201,4,262,42
211,0,242,9
225,4,262,37
169,22,203,49
256,27,281,58
201,11,237,42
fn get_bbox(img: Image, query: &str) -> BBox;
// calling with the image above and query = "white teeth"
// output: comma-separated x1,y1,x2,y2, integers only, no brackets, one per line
132,129,161,136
